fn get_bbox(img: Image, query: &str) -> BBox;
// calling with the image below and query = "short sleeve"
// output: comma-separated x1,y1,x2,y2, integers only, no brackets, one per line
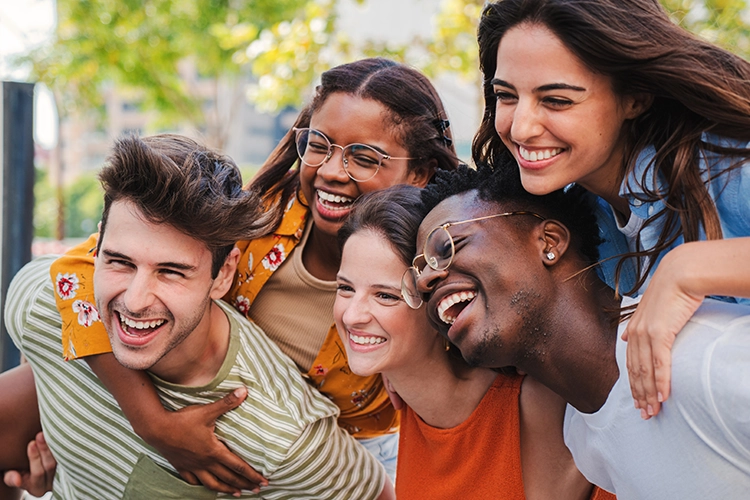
49,233,113,360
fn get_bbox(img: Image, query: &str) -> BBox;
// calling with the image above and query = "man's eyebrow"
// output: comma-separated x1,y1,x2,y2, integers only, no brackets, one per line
100,249,196,272
491,78,586,93
100,249,131,261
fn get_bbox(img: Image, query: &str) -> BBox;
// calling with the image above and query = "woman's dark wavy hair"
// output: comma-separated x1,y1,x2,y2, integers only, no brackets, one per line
338,184,426,267
474,0,750,295
251,57,459,234
422,154,603,266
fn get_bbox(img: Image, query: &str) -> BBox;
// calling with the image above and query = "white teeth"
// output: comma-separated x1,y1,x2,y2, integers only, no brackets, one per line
437,291,476,325
519,146,563,162
120,314,165,330
317,189,354,204
349,333,386,346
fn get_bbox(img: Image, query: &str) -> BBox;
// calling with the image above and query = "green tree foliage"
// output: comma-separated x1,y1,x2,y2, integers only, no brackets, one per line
26,0,309,147
34,170,103,239
27,0,749,127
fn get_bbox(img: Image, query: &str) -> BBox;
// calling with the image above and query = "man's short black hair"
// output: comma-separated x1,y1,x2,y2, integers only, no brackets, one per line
421,152,603,264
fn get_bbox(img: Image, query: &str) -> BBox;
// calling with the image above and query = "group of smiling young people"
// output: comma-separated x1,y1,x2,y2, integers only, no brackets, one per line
4,0,750,498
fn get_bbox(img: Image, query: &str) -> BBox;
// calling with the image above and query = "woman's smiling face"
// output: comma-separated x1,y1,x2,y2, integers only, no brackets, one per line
493,23,643,200
334,229,441,377
299,92,427,239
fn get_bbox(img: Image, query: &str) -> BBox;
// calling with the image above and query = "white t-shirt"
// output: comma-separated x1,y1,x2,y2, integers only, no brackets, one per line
564,296,750,499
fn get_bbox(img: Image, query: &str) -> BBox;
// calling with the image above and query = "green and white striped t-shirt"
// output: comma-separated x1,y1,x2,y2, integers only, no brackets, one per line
6,256,386,499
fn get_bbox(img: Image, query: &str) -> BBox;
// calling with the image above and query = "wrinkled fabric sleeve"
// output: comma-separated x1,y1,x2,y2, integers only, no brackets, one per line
50,233,113,360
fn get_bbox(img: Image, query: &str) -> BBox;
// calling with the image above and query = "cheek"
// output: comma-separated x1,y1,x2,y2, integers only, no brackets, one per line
494,105,512,139
298,166,316,197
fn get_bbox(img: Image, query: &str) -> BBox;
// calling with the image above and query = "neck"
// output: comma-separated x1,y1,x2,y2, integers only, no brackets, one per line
151,301,231,386
386,345,497,429
302,224,342,281
517,273,620,414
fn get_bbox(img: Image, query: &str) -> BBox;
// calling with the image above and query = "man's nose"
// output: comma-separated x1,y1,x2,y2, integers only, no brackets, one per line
122,272,157,313
416,265,449,297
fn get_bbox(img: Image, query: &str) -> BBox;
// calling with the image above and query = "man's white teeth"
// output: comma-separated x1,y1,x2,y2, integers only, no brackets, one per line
349,334,386,346
437,291,476,325
519,146,563,162
120,314,165,330
317,190,354,204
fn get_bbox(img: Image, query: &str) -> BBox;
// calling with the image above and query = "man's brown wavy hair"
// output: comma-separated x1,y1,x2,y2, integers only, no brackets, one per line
97,133,274,277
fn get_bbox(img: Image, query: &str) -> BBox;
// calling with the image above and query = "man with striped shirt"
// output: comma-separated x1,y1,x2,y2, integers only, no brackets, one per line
5,134,393,499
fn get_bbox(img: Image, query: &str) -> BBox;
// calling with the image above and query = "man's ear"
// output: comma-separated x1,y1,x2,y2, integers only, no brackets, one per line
407,159,437,188
210,247,240,299
537,220,571,267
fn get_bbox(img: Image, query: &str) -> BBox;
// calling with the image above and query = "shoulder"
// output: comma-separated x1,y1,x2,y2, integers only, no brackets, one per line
220,301,339,420
6,256,61,346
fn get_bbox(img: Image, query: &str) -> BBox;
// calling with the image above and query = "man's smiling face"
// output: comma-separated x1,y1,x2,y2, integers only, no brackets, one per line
416,190,550,368
93,200,219,373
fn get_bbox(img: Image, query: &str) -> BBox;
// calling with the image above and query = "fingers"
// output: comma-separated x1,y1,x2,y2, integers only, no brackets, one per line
205,387,248,421
213,444,267,488
652,337,673,411
193,466,262,498
179,470,200,486
34,432,56,488
3,471,22,489
625,324,662,419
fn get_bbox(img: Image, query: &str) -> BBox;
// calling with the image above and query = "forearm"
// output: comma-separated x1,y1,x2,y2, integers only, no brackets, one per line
0,364,41,470
663,237,750,299
85,353,168,441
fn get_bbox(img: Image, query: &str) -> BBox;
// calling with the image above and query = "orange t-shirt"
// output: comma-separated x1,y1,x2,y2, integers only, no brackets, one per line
395,374,616,500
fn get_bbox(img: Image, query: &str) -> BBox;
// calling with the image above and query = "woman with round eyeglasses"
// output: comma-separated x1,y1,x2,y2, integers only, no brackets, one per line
476,0,750,420
335,184,614,500
42,57,459,491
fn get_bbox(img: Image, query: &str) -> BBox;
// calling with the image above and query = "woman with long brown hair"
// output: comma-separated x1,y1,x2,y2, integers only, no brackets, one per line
474,0,750,419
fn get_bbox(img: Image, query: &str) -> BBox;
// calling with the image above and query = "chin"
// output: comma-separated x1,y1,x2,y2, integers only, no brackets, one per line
110,346,156,372
347,359,379,378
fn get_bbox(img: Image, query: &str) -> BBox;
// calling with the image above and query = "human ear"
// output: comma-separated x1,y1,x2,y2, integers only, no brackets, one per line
623,93,654,120
537,220,571,267
407,159,437,188
210,247,240,299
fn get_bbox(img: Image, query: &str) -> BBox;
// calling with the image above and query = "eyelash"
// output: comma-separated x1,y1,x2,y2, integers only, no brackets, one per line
543,97,573,107
493,91,574,108
376,292,400,302
493,91,517,103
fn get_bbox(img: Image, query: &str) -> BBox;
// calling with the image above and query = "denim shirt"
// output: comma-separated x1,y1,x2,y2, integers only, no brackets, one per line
595,133,750,303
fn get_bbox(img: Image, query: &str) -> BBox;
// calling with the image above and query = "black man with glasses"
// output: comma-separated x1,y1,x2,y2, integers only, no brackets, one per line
412,162,750,499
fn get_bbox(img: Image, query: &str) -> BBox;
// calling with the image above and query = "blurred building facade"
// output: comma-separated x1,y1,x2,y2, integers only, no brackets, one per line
52,0,479,181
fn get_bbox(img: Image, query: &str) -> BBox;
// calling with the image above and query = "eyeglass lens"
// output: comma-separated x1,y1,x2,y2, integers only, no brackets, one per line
424,227,455,271
401,269,423,309
295,128,382,182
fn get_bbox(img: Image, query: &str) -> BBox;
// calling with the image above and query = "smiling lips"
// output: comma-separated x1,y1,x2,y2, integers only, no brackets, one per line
317,189,354,211
118,312,166,338
437,290,476,325
349,333,387,346
518,145,564,162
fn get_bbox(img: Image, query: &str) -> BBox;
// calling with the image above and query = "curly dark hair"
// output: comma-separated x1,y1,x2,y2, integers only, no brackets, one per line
421,153,602,265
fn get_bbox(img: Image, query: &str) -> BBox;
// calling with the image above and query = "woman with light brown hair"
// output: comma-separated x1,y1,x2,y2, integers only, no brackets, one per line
475,0,750,419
